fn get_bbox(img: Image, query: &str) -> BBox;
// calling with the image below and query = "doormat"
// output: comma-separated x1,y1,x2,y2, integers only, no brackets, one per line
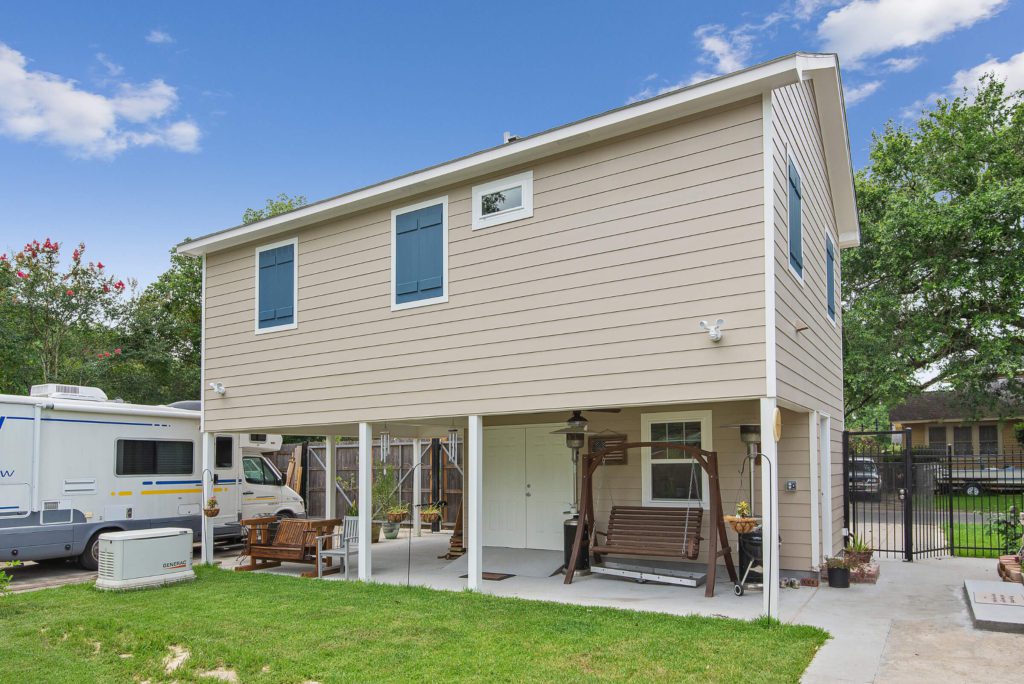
459,572,515,581
974,592,1024,606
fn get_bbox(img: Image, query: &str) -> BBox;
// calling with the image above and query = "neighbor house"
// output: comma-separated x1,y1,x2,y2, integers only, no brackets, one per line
178,52,859,616
890,386,1024,456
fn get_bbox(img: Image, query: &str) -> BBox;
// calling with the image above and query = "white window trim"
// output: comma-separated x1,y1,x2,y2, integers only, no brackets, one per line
253,236,299,335
640,410,713,509
390,196,449,312
786,150,805,286
471,171,533,230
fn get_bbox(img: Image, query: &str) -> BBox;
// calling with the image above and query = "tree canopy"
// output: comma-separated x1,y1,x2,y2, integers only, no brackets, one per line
844,76,1024,424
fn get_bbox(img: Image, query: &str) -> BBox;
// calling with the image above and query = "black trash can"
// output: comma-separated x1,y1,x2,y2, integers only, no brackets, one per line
563,516,589,571
738,528,763,582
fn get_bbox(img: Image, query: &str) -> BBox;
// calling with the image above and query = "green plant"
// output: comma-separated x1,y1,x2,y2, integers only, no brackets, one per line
735,500,752,518
988,506,1023,555
1014,423,1024,448
420,503,445,517
205,496,218,509
845,534,872,554
824,556,854,570
0,560,21,597
386,503,409,516
372,467,398,518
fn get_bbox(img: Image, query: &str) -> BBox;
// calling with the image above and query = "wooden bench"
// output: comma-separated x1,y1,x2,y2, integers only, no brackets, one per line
591,506,704,563
235,517,342,577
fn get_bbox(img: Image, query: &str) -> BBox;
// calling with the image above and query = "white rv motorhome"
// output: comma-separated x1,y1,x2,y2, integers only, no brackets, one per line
0,384,305,569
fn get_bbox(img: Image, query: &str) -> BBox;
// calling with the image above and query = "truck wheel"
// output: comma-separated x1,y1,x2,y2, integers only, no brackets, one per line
963,482,983,497
78,531,114,571
277,510,294,519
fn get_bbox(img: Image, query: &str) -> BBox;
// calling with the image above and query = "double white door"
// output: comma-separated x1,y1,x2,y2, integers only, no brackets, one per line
483,425,573,550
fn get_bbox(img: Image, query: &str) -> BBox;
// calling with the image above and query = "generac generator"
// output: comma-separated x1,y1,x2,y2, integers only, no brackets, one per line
95,528,195,590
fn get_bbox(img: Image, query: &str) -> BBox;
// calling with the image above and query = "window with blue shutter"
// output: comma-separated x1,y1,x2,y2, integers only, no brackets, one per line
257,242,295,330
826,235,836,321
393,200,446,307
788,160,803,277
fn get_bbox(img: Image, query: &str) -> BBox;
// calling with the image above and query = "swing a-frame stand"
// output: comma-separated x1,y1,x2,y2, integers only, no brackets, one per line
564,442,737,597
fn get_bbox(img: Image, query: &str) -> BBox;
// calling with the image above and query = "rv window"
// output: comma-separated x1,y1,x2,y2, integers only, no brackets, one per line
116,440,194,476
243,457,265,484
215,436,233,469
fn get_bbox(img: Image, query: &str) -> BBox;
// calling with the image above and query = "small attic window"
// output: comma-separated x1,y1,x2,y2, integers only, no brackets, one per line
472,171,533,230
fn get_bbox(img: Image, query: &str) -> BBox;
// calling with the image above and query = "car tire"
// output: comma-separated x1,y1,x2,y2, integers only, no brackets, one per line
963,482,983,497
78,533,104,571
277,510,294,519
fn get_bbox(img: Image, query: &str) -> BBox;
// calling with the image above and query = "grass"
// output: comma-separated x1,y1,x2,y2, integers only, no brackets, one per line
947,523,1021,558
0,567,828,683
941,492,1023,514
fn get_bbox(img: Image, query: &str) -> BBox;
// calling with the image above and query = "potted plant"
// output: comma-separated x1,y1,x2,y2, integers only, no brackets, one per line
724,500,757,534
386,504,409,524
844,534,873,566
372,467,399,542
824,556,852,588
203,496,220,518
420,504,444,524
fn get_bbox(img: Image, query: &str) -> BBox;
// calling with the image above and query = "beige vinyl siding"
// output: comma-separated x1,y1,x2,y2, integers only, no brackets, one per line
770,82,847,556
487,400,811,572
202,99,767,432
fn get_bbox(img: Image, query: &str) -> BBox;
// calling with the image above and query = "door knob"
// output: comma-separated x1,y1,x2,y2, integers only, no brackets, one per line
898,488,906,500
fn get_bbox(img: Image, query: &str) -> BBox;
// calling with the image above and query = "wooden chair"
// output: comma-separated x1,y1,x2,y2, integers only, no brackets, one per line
235,517,342,578
591,506,704,563
316,516,360,579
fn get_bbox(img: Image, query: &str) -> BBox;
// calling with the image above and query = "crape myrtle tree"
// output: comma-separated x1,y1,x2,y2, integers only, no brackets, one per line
844,75,1024,426
0,239,130,394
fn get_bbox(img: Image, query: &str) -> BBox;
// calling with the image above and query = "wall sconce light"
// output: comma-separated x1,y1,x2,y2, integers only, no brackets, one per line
208,382,226,395
699,318,725,342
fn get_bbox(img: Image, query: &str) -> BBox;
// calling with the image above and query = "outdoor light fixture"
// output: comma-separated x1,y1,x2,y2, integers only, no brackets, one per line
208,382,226,395
551,411,591,513
699,318,725,342
447,426,459,465
379,430,391,463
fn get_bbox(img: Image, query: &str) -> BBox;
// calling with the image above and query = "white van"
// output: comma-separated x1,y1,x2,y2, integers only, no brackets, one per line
0,384,305,569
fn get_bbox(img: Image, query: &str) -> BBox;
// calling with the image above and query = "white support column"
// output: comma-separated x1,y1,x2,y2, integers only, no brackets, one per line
760,398,780,618
324,435,337,519
357,422,373,581
466,416,483,591
201,431,215,565
808,413,821,570
412,438,422,537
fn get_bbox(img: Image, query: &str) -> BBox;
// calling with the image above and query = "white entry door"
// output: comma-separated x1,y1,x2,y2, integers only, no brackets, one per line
483,425,572,551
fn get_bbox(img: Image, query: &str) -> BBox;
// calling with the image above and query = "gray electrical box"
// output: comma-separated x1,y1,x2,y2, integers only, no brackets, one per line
785,480,798,491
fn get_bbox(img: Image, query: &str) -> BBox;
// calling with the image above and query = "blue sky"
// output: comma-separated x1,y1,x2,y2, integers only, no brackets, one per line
2,1,1022,285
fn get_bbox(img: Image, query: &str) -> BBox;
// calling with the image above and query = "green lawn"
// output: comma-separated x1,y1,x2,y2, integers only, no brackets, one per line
947,523,1018,558
0,567,828,683
940,492,1023,514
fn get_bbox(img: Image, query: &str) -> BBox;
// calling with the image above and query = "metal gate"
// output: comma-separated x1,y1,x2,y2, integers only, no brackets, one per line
844,430,949,561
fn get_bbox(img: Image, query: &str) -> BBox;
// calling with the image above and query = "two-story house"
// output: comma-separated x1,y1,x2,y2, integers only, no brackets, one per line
179,52,859,616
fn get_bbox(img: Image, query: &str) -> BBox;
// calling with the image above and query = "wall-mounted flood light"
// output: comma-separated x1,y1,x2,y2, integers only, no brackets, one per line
208,382,226,395
699,319,725,342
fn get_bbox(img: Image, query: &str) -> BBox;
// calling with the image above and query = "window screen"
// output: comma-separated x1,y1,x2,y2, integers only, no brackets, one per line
979,425,998,455
928,427,947,453
116,440,194,475
953,426,973,456
649,421,703,502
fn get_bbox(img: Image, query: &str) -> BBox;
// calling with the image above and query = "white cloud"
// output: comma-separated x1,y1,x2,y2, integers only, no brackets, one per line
882,56,923,73
145,30,174,45
95,52,123,77
946,50,1024,94
843,80,882,105
694,24,753,75
901,51,1024,119
793,0,841,21
0,42,200,157
819,0,1007,67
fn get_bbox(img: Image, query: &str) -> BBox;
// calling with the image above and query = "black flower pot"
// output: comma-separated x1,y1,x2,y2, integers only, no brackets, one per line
827,567,850,588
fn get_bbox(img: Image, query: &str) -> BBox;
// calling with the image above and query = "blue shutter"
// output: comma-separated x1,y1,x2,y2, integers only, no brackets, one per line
257,243,295,329
826,237,835,320
788,161,802,276
395,203,444,305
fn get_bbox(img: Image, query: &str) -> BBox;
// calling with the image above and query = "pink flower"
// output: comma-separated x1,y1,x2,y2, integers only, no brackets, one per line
72,249,81,262
114,348,121,355
104,351,111,358
103,284,110,293
65,289,74,296
16,271,27,279
97,262,104,269
97,353,104,359
114,280,125,290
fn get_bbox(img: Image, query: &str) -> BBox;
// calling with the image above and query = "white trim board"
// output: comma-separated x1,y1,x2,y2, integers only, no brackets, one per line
640,410,713,509
389,195,449,312
253,236,299,335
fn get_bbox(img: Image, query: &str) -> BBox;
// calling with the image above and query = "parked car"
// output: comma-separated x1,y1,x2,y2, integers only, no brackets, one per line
848,457,882,501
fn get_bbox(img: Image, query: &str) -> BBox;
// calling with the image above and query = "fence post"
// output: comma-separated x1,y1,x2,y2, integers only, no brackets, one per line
903,431,913,561
842,430,851,548
947,444,955,556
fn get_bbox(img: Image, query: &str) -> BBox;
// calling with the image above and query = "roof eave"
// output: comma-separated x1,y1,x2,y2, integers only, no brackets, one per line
178,52,853,257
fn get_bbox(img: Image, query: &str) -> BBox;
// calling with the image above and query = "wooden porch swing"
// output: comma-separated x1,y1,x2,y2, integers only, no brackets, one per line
564,441,737,597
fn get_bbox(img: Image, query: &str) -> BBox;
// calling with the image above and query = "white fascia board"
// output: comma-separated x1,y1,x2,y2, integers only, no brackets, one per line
177,54,818,258
799,57,861,249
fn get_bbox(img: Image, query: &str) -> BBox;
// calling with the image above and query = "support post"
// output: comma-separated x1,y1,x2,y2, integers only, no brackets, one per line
430,438,441,533
201,431,215,565
357,422,372,580
808,412,821,570
760,398,780,619
324,435,337,518
466,416,483,590
412,438,422,537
